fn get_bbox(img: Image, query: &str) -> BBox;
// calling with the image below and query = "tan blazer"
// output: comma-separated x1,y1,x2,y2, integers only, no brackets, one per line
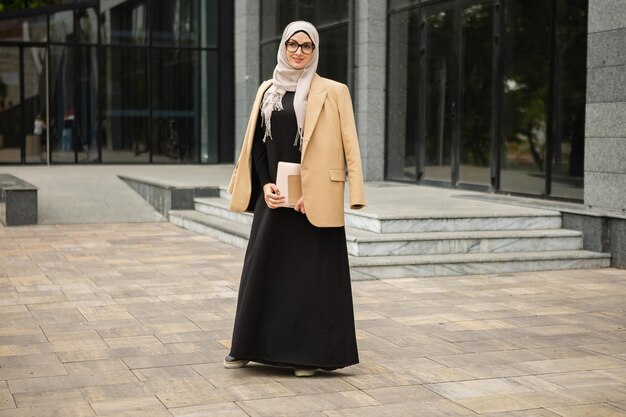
227,74,366,227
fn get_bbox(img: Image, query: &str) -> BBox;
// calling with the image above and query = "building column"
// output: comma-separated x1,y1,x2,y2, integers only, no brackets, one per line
584,0,626,212
233,0,260,158
354,0,387,182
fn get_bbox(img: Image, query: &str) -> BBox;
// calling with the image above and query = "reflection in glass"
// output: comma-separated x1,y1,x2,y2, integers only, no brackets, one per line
151,0,199,47
261,40,279,80
319,0,348,24
0,46,21,163
50,46,75,162
151,49,199,162
550,0,586,199
278,0,297,32
386,9,420,181
0,15,47,43
261,0,279,42
24,47,48,163
423,10,454,182
77,7,98,44
75,46,99,163
100,0,147,45
500,0,550,195
201,51,218,162
51,10,74,43
318,26,348,84
459,4,493,186
100,47,148,162
201,0,218,48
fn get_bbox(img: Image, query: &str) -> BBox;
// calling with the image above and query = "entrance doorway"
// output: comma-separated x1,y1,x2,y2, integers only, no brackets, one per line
418,0,500,189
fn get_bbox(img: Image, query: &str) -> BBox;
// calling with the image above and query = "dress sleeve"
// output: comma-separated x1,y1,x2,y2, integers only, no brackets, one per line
252,111,272,186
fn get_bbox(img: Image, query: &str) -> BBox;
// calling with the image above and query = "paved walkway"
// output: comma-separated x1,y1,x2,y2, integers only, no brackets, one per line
1,222,625,416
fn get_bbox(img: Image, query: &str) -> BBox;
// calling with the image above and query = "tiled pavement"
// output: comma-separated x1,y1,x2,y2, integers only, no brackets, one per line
1,223,625,417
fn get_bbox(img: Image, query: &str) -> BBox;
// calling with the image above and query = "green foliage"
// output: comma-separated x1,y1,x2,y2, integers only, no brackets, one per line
0,0,61,12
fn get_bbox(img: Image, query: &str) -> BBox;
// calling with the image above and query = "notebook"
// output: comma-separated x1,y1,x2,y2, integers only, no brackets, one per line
276,161,302,207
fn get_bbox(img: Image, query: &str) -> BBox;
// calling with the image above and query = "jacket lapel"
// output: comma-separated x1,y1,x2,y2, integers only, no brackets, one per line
301,75,326,160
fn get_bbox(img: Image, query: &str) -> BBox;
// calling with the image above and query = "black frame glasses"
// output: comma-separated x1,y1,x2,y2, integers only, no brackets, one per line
285,40,315,55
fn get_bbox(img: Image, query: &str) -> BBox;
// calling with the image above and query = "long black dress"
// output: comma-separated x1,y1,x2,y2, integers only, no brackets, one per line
228,91,359,371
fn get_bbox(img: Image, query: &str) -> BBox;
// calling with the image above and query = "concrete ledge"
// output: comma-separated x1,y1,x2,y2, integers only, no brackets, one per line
0,174,38,226
563,213,626,269
119,175,220,217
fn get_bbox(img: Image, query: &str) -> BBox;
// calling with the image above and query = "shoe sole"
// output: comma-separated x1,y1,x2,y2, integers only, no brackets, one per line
294,369,317,377
223,359,249,369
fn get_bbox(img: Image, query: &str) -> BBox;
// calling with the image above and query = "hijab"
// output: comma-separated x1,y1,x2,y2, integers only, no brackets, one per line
260,21,319,150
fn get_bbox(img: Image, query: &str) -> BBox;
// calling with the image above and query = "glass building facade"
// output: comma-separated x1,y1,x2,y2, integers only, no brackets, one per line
0,0,589,201
0,0,232,164
387,0,587,199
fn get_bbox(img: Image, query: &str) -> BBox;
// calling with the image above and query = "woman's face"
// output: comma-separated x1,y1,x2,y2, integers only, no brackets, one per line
285,31,314,70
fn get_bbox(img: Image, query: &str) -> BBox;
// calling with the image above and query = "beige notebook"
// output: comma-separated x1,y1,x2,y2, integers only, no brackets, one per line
276,161,302,207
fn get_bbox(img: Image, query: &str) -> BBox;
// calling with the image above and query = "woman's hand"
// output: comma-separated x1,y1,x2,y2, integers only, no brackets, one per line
294,196,305,214
263,183,285,209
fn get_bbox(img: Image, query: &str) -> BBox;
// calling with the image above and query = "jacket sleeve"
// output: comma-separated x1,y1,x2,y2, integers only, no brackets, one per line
338,84,366,209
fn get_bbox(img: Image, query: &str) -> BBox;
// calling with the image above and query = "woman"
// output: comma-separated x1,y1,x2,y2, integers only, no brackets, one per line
225,21,366,377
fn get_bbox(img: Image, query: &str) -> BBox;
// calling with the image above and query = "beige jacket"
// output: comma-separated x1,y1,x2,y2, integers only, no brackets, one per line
227,74,366,227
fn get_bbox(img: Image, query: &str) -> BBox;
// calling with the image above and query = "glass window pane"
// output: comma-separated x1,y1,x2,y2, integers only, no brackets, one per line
100,0,147,45
459,4,494,186
201,50,218,162
100,47,148,162
77,7,98,44
24,47,48,164
151,0,199,47
0,15,47,43
51,10,74,43
50,45,75,162
75,46,99,162
423,10,454,182
261,0,279,42
298,0,315,23
151,49,200,163
550,0,586,200
319,0,348,24
389,0,420,11
0,46,21,163
386,9,420,181
201,0,218,48
317,25,348,84
278,0,297,33
261,40,279,81
500,0,551,195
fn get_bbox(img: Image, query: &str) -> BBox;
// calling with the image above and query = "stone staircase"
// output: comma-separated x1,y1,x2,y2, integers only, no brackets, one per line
168,187,610,280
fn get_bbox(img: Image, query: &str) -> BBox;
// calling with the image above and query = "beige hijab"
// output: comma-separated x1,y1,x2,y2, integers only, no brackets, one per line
260,21,319,150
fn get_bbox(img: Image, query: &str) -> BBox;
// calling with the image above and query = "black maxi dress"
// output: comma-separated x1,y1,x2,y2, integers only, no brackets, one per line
228,91,359,371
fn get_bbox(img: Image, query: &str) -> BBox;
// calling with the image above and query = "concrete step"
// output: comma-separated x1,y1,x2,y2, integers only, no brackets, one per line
175,208,582,256
345,209,563,233
194,197,563,233
169,210,249,250
169,209,609,280
194,197,253,226
348,251,611,280
346,228,583,256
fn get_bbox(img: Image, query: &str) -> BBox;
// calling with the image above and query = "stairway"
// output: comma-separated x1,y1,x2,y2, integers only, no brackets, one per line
169,188,610,280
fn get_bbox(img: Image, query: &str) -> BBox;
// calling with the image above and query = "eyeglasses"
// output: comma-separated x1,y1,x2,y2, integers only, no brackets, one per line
285,40,315,55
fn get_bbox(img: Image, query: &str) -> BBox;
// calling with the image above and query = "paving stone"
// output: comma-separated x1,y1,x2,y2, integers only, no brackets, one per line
169,402,249,417
237,391,380,416
548,403,626,417
0,223,625,415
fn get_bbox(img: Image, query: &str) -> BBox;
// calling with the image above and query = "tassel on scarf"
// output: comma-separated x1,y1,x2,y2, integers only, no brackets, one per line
260,90,285,143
